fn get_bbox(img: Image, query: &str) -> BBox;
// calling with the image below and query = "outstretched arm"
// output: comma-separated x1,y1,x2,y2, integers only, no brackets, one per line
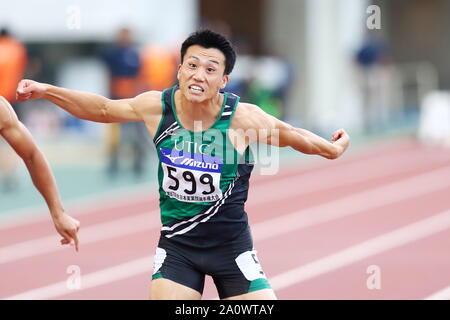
236,103,350,159
0,96,80,250
16,79,145,123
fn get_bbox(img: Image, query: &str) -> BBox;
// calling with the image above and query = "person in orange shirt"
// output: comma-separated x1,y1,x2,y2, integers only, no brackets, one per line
0,28,27,118
140,44,178,92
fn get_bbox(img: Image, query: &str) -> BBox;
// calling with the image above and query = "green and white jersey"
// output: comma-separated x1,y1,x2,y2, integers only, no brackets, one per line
153,85,254,248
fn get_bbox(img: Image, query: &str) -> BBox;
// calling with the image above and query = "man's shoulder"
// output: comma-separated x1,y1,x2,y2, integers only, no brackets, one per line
136,90,163,100
132,90,163,116
231,102,266,130
134,90,162,106
235,102,260,114
235,102,267,119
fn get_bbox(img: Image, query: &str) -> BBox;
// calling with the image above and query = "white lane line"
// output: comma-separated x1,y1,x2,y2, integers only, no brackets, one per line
0,210,159,264
250,149,444,205
2,163,450,265
251,147,450,206
0,181,158,230
0,139,418,229
424,286,450,300
5,166,450,299
269,209,450,292
10,209,450,300
0,141,440,237
252,165,450,241
5,256,154,300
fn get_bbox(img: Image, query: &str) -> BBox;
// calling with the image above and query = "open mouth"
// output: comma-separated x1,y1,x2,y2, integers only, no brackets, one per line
188,85,204,93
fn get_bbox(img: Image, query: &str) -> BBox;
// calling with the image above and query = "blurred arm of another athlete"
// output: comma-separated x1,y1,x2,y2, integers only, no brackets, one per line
0,96,80,251
233,103,350,159
16,79,162,131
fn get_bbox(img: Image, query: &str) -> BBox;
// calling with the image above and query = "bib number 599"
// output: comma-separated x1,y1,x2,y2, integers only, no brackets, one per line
166,166,215,195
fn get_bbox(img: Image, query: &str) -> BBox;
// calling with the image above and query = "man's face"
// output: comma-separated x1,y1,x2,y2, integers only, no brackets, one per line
177,45,229,103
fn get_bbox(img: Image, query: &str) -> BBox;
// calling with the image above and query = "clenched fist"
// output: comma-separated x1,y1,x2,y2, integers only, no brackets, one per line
16,79,48,102
331,128,350,158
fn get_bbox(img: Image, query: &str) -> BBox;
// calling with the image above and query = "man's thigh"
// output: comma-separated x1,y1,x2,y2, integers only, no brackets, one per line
211,246,273,299
150,278,202,300
223,288,277,300
151,238,205,299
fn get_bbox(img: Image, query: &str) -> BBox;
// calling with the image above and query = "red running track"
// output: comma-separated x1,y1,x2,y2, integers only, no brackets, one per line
1,138,450,300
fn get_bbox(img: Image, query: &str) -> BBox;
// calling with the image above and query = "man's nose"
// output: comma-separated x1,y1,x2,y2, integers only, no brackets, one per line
193,68,206,81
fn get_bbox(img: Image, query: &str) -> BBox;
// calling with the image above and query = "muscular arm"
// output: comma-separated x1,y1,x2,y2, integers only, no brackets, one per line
16,79,161,124
233,103,349,159
43,84,139,123
0,97,63,218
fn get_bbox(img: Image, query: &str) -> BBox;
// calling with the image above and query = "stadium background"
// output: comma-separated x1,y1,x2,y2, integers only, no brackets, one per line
1,0,449,300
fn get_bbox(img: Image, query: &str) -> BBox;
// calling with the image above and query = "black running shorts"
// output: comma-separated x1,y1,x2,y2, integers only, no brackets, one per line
151,227,271,299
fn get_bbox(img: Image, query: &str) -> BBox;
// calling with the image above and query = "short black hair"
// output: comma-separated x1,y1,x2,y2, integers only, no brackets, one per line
180,29,236,75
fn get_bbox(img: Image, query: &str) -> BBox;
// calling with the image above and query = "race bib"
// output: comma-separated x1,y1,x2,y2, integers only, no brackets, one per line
235,250,266,281
160,148,223,202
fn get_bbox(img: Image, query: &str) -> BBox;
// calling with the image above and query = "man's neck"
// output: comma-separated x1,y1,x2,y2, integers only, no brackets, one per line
175,90,223,130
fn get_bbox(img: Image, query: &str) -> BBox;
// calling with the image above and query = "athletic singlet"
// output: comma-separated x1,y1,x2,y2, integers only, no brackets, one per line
152,85,254,248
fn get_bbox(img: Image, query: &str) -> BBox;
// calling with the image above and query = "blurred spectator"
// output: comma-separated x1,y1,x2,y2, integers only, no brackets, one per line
246,56,294,119
355,36,393,133
0,27,27,191
102,27,147,179
140,44,177,91
0,27,27,119
356,40,384,70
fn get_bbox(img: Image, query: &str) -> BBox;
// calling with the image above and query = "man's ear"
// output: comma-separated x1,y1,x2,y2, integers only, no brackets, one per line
220,75,229,89
176,64,182,81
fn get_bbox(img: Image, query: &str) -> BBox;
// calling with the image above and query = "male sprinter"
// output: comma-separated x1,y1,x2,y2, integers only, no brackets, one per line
16,30,349,299
0,96,80,251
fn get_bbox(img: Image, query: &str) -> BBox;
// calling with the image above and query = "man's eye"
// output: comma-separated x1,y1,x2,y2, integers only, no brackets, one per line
207,68,215,72
189,63,196,68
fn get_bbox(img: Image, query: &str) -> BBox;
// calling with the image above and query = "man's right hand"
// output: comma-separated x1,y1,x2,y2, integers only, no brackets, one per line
53,213,81,252
16,79,48,102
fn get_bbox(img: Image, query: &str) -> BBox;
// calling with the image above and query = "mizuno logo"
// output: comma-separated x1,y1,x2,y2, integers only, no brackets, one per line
180,158,219,170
